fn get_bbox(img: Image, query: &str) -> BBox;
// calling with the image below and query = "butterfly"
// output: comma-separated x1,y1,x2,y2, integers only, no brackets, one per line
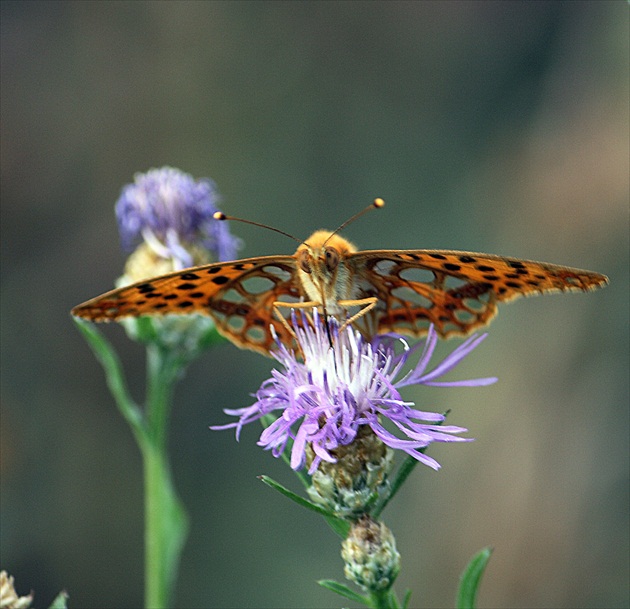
72,200,608,356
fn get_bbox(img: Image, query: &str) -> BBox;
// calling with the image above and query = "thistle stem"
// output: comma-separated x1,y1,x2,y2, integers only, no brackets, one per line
370,588,400,609
142,345,189,609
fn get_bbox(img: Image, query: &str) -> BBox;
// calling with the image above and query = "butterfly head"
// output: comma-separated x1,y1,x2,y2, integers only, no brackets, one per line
296,230,357,307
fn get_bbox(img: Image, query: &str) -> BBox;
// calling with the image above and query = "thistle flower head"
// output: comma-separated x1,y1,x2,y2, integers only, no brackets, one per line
113,167,241,350
212,310,497,474
115,166,240,271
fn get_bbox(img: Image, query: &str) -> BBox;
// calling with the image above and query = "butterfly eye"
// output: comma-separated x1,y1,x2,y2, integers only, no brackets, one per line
324,247,340,272
298,249,312,274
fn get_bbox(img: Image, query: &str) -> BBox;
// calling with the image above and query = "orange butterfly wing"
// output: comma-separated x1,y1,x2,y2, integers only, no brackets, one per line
71,256,301,354
348,250,608,339
72,245,608,352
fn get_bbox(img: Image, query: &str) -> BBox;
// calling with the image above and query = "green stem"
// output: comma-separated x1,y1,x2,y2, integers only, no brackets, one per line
146,345,175,449
142,440,188,608
75,317,191,608
143,345,189,609
370,588,400,609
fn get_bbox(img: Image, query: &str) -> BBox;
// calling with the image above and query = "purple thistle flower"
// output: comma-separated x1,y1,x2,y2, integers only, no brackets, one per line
212,310,497,474
115,167,241,268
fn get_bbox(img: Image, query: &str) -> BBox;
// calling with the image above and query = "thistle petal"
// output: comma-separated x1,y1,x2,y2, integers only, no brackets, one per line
212,312,496,473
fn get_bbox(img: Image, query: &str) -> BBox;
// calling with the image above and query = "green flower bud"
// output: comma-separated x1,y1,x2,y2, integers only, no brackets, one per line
341,516,400,592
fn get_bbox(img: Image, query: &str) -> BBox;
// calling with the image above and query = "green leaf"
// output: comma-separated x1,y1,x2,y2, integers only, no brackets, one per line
74,316,190,608
323,513,351,539
373,454,417,518
197,323,227,349
73,318,146,442
258,475,349,537
132,316,159,343
260,413,276,428
259,414,311,489
374,415,448,518
401,589,412,609
48,591,69,609
318,580,370,606
456,546,493,609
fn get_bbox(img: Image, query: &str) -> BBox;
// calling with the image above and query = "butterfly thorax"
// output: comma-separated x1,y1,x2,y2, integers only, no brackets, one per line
296,230,358,315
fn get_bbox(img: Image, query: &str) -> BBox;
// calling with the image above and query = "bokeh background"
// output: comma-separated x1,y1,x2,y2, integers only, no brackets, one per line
1,2,628,608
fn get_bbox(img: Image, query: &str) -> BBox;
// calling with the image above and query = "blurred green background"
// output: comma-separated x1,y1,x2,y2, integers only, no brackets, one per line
1,2,628,608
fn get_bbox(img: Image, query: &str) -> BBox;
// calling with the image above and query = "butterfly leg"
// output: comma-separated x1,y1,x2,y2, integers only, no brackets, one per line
337,297,378,332
273,300,321,339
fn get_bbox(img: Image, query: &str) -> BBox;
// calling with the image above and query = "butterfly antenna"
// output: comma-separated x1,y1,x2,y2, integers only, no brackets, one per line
323,198,385,246
214,212,304,245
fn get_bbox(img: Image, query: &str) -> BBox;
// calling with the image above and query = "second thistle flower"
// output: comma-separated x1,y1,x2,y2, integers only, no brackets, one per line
113,167,242,350
115,166,241,281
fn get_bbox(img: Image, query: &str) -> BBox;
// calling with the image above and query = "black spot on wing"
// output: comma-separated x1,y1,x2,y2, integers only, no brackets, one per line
507,260,525,269
450,282,492,298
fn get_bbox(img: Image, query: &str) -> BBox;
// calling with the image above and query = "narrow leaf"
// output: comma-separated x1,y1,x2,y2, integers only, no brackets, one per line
374,416,448,518
456,546,493,609
318,579,370,605
131,316,159,343
373,455,417,518
48,591,69,609
73,318,146,441
323,513,351,539
259,414,310,488
197,324,226,349
258,475,348,536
